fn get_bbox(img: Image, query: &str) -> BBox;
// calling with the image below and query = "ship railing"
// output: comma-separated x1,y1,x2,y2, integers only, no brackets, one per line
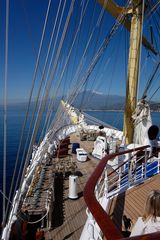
106,150,160,194
81,145,160,240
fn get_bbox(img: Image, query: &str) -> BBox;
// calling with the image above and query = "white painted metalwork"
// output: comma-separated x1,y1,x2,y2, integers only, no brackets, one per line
80,149,160,240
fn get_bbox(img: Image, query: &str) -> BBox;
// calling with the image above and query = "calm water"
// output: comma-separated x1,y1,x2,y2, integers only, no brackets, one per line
0,109,160,222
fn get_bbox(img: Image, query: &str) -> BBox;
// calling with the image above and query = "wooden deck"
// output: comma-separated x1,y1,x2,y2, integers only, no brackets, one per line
45,132,99,240
108,174,160,233
44,132,160,239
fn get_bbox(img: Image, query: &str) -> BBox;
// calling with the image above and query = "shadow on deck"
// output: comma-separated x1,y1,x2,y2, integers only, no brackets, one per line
52,173,65,228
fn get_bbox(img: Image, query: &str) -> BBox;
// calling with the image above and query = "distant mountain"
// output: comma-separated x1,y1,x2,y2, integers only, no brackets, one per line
1,91,159,111
73,91,160,111
150,102,160,111
73,90,125,110
0,92,125,111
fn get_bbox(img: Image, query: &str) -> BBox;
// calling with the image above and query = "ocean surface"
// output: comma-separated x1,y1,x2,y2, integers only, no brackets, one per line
0,108,160,223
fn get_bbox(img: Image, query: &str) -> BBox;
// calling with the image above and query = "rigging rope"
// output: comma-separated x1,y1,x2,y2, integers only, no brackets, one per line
44,0,131,139
39,0,88,139
4,0,144,230
43,0,112,134
67,1,130,106
17,204,50,224
149,85,160,100
79,1,119,111
69,0,87,92
145,0,160,54
65,0,110,102
3,0,9,225
4,0,52,225
79,0,109,110
26,0,70,141
137,0,145,101
35,0,68,142
43,0,92,125
38,0,84,126
83,111,118,130
27,0,69,146
19,0,76,197
16,0,63,196
30,0,89,147
20,0,43,76
0,190,13,206
142,60,160,98
146,0,160,19
152,11,160,53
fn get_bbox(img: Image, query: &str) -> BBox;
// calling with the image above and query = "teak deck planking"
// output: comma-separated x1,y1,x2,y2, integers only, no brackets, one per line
45,133,99,240
45,133,160,239
108,174,160,233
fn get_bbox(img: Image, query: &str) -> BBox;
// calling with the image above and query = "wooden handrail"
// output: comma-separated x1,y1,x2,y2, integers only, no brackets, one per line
83,145,160,239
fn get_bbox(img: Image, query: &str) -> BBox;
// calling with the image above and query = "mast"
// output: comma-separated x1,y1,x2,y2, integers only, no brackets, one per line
97,0,155,144
123,0,143,143
123,0,142,144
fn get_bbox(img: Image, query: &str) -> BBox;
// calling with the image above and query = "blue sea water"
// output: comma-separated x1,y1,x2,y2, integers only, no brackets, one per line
0,109,160,223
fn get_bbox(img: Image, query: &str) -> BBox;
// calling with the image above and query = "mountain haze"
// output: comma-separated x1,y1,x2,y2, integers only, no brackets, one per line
73,91,125,110
3,91,159,111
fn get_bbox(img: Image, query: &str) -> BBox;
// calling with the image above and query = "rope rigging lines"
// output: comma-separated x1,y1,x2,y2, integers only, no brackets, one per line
141,0,160,100
4,0,52,225
18,0,74,195
3,0,160,231
41,0,90,133
6,2,77,226
3,0,9,226
67,0,131,106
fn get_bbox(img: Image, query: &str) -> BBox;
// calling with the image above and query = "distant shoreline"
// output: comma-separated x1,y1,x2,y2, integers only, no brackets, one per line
0,105,159,113
84,109,124,112
84,109,160,113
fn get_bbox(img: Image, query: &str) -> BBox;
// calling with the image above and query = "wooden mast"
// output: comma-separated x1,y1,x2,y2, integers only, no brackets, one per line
97,0,150,144
123,0,143,143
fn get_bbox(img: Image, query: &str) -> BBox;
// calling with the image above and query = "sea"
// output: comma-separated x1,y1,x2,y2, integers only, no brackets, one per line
0,108,160,223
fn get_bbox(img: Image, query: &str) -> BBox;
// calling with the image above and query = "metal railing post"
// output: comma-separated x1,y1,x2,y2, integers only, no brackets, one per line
144,149,147,179
118,167,121,190
128,154,131,187
158,158,160,174
95,185,99,200
104,167,108,197
88,214,95,240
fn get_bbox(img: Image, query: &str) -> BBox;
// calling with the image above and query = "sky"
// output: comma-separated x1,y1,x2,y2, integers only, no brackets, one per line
0,0,49,103
0,0,160,105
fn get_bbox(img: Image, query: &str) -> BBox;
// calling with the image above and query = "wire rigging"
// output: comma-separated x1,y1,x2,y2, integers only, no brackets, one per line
149,85,160,100
3,0,9,225
79,0,109,110
48,0,131,136
4,0,52,224
15,0,64,196
67,1,130,106
65,1,111,102
39,0,88,138
44,0,116,132
47,0,89,106
28,0,69,143
142,60,160,98
20,0,43,76
4,0,160,233
18,0,76,196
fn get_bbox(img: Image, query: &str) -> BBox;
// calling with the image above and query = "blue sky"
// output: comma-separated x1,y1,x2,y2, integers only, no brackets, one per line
0,0,160,105
0,0,49,103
